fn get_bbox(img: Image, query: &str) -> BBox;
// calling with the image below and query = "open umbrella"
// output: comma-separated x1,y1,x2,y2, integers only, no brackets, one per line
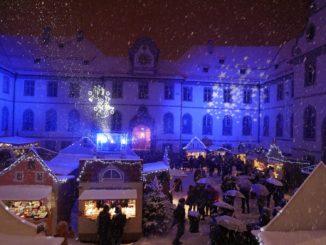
224,189,245,199
169,168,187,178
266,178,283,187
212,201,235,211
215,215,247,232
197,177,209,184
236,178,252,191
251,184,269,196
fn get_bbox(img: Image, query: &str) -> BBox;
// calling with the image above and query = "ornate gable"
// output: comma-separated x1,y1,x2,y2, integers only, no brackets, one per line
128,37,160,75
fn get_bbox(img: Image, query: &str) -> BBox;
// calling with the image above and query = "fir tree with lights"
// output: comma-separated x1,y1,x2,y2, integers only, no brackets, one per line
143,176,174,236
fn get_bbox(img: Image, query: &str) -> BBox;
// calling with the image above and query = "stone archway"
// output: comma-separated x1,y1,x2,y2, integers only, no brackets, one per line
129,105,155,151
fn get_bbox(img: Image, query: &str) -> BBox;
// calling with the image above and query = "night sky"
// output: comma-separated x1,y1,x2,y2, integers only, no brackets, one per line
0,0,311,60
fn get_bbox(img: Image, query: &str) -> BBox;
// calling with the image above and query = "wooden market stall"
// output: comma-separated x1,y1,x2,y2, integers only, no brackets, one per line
0,149,59,235
78,158,143,242
183,136,207,159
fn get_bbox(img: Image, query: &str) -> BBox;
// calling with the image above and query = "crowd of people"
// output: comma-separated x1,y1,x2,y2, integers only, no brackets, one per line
170,152,288,245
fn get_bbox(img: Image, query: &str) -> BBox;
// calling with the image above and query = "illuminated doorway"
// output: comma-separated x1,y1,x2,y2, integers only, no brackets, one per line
132,125,151,151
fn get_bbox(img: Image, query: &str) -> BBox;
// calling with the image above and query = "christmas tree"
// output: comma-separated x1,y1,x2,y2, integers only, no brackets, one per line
143,176,174,236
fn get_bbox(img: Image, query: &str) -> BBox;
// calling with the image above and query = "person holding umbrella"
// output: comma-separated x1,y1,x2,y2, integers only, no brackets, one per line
173,198,186,245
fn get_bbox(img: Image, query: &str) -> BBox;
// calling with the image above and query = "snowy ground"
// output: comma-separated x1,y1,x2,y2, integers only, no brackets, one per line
70,170,263,245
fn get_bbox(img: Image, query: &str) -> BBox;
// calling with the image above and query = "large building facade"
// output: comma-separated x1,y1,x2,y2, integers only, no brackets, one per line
0,0,326,162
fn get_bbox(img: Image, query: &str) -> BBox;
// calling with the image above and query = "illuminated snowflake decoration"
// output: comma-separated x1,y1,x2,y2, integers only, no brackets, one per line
88,85,115,118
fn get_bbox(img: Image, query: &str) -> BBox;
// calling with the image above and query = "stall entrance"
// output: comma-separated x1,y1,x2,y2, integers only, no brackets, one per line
131,125,151,151
322,118,326,163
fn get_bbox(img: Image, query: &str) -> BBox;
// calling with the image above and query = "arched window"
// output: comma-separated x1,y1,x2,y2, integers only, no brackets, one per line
45,109,57,131
202,114,213,135
276,114,283,137
223,115,232,136
263,116,269,137
303,106,316,139
68,109,80,132
22,109,34,131
163,112,174,134
182,113,192,134
242,116,252,136
1,107,9,131
100,168,124,181
111,111,122,132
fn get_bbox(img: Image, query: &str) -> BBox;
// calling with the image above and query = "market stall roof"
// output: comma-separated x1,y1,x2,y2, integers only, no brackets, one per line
0,233,64,245
207,145,231,152
0,148,58,183
61,137,96,155
254,230,326,245
79,189,137,200
0,137,40,145
263,162,326,232
0,185,52,200
143,161,169,174
47,153,93,176
183,136,207,151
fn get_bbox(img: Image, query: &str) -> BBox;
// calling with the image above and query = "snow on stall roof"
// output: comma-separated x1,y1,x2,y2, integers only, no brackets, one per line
143,161,169,174
0,137,40,145
255,230,326,245
60,137,96,155
46,153,93,176
0,185,52,200
0,233,64,245
79,189,137,200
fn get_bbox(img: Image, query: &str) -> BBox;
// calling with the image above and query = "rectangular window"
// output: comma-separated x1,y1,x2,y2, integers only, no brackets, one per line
138,82,148,99
112,81,123,98
2,76,9,94
277,83,284,101
223,88,232,103
14,172,24,182
47,81,58,97
263,87,269,103
203,87,212,102
183,86,192,101
243,88,252,104
164,83,174,100
35,172,44,183
291,79,294,97
69,82,80,98
24,80,35,96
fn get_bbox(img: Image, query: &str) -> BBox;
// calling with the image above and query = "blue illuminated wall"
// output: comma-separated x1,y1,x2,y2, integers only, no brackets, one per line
1,1,326,163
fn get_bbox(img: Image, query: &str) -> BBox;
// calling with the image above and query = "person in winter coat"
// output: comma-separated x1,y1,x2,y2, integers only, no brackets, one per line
240,187,250,214
97,205,112,245
186,185,195,211
111,206,127,245
173,198,186,245
257,195,267,216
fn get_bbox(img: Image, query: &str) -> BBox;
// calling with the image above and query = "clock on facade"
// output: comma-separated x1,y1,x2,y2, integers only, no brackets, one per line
137,53,152,65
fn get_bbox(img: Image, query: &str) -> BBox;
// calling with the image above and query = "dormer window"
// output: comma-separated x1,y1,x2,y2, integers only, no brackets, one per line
219,58,225,65
306,23,315,42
